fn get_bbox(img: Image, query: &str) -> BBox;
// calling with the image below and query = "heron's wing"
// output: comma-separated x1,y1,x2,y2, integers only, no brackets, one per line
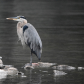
23,23,42,58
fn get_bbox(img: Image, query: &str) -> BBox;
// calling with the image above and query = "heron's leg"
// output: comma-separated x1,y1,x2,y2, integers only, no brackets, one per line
30,52,32,66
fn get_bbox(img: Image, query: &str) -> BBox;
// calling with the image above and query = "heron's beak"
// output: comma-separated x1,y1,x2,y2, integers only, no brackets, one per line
6,17,19,21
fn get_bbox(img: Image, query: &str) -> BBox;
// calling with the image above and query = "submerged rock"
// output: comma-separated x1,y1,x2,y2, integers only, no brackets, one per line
4,66,19,76
52,65,76,70
0,56,3,68
38,62,56,68
78,67,84,70
0,69,7,79
53,70,67,77
24,63,36,69
0,56,25,79
52,66,56,69
24,62,56,69
17,72,27,78
0,65,19,79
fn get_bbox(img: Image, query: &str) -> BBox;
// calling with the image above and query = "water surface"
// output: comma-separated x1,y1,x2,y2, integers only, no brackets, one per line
0,0,84,84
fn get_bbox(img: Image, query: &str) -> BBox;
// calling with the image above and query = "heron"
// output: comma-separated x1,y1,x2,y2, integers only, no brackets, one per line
6,16,42,66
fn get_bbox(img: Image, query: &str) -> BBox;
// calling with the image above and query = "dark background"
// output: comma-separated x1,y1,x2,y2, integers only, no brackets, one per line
0,0,84,84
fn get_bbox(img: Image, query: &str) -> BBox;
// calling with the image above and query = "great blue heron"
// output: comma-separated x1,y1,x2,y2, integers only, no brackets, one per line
6,16,42,66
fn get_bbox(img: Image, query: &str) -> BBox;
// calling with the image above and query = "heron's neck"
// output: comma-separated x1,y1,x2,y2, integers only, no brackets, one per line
17,20,27,29
23,19,27,26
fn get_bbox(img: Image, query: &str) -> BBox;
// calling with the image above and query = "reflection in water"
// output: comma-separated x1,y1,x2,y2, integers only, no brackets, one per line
17,69,42,84
29,69,32,84
29,69,41,84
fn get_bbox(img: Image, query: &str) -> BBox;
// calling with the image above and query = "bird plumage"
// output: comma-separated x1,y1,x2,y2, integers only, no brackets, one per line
6,16,42,66
17,22,42,60
23,23,42,60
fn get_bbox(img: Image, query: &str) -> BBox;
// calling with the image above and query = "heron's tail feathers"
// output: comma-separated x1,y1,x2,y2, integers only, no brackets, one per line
37,49,41,61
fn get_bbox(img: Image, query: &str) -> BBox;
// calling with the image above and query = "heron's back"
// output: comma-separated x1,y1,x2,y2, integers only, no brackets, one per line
23,23,42,59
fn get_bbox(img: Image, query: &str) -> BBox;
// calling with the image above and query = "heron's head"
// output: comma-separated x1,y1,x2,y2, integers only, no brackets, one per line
6,16,27,23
